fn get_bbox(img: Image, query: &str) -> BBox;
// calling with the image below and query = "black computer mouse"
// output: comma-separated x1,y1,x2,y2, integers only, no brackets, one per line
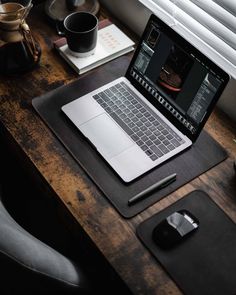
152,210,199,249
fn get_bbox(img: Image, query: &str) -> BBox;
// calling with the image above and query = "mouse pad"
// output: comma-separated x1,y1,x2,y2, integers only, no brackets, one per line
137,190,236,295
32,56,227,218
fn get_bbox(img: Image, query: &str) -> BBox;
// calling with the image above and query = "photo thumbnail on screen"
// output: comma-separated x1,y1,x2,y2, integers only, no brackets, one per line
157,45,193,99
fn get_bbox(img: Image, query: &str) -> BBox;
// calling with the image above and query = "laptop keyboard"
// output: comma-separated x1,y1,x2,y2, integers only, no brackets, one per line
93,82,185,161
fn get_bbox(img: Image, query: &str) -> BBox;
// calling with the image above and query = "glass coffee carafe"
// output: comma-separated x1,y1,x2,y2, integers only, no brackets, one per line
0,0,41,75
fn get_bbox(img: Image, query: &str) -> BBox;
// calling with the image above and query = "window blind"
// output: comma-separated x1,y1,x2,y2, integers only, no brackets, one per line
139,0,236,79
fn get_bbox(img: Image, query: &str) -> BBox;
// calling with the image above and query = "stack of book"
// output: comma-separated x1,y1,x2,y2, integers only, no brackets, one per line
54,19,135,75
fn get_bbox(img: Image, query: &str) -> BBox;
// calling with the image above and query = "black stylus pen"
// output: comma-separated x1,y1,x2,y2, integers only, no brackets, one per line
128,173,177,206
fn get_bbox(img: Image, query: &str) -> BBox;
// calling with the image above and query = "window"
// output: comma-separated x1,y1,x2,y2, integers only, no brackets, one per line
139,0,236,79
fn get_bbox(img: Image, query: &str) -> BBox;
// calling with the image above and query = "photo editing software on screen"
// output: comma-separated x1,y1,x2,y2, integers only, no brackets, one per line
129,20,224,135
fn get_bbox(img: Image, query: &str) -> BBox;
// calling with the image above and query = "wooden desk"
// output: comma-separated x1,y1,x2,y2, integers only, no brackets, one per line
0,4,236,295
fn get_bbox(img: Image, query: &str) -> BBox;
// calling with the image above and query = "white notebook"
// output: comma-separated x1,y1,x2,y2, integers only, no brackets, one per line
55,24,135,75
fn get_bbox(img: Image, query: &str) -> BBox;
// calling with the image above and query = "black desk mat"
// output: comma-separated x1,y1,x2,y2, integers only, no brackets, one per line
137,190,236,295
32,56,227,218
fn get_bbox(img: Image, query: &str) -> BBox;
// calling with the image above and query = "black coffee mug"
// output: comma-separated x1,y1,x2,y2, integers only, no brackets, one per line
63,11,98,57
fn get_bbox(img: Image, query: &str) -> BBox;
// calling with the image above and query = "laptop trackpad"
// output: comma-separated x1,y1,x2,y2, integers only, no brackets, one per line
79,113,134,158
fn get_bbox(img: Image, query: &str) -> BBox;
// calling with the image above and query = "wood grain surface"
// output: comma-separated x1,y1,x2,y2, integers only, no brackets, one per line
0,4,236,295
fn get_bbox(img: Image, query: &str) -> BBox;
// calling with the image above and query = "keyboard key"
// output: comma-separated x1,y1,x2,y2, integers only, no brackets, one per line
166,134,174,140
162,129,169,135
174,133,183,142
150,125,156,132
153,130,161,136
136,103,142,109
141,144,148,151
158,134,165,141
150,154,158,161
168,144,175,151
129,104,135,110
149,116,155,122
119,88,126,94
132,126,139,133
126,95,133,100
131,99,138,105
105,106,112,114
140,117,148,123
137,140,144,146
120,113,127,120
158,144,169,154
116,100,122,106
145,150,153,157
105,89,112,96
136,113,143,118
153,138,161,146
124,118,131,124
153,120,160,126
144,130,152,137
136,121,143,127
144,112,151,118
127,113,135,118
141,135,149,142
123,108,130,114
119,96,126,102
149,134,156,141
128,122,135,128
111,105,119,111
150,145,163,157
140,125,148,132
137,130,144,137
93,94,100,100
116,92,123,98
146,140,153,146
140,107,146,113
110,86,119,93
124,100,131,106
99,93,109,101
107,101,114,107
171,138,181,147
163,139,170,146
169,129,182,142
131,134,139,141
145,121,152,127
101,102,107,108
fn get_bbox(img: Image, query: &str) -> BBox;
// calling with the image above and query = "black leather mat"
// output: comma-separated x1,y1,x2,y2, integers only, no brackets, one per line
32,56,227,218
137,190,236,295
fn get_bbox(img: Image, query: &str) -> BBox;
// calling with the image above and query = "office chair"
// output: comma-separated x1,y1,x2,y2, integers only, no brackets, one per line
0,185,92,295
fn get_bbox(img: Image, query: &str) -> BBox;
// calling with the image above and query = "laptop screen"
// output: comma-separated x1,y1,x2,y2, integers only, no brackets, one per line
126,14,229,142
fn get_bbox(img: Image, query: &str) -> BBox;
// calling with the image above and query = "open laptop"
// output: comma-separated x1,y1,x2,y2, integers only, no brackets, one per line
62,14,229,183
